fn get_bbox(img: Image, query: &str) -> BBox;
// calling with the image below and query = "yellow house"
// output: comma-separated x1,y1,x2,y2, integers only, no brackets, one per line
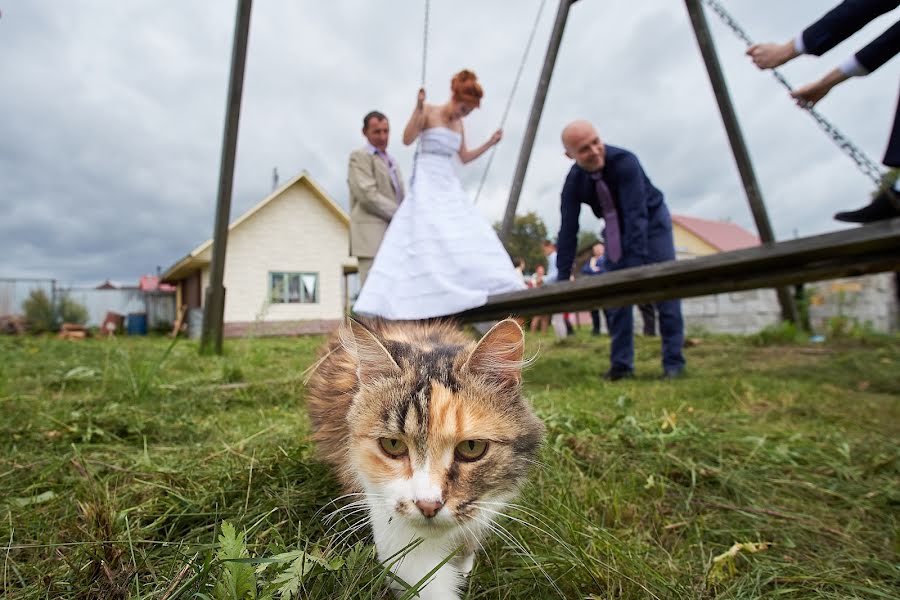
161,171,357,337
671,214,761,258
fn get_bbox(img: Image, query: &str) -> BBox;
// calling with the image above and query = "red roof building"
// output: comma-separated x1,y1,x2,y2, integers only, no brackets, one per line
671,214,760,258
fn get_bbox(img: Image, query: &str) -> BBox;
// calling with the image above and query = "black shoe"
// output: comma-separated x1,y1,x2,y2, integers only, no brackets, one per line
834,191,900,223
603,368,634,381
661,368,685,380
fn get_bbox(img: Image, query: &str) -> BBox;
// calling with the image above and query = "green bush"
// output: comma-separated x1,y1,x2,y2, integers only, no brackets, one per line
58,294,89,325
21,289,89,333
22,289,58,333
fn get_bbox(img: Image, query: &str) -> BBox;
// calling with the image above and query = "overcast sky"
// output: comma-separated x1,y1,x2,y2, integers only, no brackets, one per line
1,1,897,286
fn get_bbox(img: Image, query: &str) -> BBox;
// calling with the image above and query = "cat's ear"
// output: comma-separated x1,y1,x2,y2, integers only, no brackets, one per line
463,318,526,387
341,319,400,384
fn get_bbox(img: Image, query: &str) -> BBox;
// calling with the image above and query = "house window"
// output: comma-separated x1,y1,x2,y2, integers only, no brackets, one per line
269,272,318,304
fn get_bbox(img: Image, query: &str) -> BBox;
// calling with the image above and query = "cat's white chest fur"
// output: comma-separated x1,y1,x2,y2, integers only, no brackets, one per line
368,498,482,600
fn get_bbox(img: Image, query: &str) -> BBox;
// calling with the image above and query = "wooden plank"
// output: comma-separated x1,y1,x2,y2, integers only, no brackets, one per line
170,305,188,338
458,218,900,321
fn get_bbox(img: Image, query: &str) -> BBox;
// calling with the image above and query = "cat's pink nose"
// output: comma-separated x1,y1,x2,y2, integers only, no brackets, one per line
415,499,444,518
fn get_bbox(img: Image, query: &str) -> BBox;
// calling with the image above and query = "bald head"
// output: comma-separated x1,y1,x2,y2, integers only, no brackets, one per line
561,119,605,172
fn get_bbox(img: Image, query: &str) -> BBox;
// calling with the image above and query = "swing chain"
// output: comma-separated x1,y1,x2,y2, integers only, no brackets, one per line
411,0,431,187
421,0,429,88
702,0,886,187
474,0,548,204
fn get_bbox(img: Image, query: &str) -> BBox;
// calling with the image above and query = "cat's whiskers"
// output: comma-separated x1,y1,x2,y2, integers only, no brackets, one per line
321,510,370,547
320,495,392,548
473,500,559,537
323,502,370,526
316,494,381,528
472,513,566,599
520,456,550,471
471,502,573,556
330,513,374,550
316,491,388,514
319,492,389,524
460,519,504,596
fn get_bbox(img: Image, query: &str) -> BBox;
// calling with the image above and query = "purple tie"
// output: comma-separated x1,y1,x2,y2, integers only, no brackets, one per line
377,150,402,202
591,172,622,263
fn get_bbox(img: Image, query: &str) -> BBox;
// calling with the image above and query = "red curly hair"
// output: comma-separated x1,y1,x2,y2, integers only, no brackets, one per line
451,69,483,108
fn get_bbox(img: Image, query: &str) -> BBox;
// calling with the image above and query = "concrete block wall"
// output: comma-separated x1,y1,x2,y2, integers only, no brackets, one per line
807,273,898,334
679,273,898,335
681,288,782,335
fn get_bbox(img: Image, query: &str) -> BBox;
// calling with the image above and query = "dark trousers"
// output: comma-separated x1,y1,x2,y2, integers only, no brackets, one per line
607,300,685,372
590,309,605,333
639,303,656,336
605,208,685,373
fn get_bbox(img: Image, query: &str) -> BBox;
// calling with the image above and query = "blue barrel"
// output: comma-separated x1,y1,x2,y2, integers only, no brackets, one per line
127,313,148,336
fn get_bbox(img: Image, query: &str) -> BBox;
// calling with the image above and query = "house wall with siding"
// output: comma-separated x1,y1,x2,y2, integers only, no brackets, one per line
672,224,718,259
197,181,351,323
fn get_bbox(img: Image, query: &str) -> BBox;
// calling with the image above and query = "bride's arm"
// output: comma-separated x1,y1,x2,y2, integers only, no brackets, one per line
458,128,502,164
402,89,427,146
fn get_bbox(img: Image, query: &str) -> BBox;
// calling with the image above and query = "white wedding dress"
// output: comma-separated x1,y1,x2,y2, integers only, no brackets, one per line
353,127,525,320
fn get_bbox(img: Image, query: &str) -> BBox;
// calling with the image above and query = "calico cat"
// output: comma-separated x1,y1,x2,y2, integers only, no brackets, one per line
306,318,544,600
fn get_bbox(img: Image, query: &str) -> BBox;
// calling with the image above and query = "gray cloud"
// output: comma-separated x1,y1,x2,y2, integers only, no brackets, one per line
1,0,896,285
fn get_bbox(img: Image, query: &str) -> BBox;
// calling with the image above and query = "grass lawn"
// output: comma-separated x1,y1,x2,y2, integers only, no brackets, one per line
1,327,898,599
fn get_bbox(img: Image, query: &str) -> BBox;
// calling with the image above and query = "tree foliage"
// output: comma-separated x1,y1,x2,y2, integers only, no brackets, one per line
58,295,89,325
493,211,548,272
22,289,58,333
577,230,601,253
22,289,89,333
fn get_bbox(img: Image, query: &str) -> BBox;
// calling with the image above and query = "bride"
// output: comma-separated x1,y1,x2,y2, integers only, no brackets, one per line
353,69,526,320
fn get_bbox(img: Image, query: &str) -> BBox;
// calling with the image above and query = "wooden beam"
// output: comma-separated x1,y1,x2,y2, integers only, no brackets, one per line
200,0,253,356
458,218,900,321
500,0,575,242
684,0,798,323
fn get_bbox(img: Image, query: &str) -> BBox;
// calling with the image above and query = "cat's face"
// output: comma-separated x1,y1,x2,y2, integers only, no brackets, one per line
343,320,544,532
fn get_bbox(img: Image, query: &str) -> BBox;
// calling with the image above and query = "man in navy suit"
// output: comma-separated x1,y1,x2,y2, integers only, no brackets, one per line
556,120,685,380
748,0,900,222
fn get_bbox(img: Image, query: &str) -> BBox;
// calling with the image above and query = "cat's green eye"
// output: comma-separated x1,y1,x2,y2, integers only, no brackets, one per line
455,440,488,461
379,438,408,458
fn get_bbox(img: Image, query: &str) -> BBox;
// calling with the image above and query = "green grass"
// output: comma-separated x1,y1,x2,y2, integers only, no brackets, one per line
0,328,898,599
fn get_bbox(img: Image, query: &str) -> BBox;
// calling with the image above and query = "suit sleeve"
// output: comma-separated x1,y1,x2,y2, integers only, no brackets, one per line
855,18,900,72
616,156,650,268
348,152,398,221
556,175,581,281
802,0,899,56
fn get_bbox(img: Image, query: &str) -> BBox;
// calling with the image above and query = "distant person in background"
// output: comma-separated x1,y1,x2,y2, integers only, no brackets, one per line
542,240,559,281
581,241,608,336
514,257,528,285
557,120,685,380
348,111,405,286
747,0,900,223
529,265,549,333
540,239,573,337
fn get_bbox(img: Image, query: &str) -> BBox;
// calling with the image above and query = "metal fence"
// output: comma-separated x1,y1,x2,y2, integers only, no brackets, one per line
0,278,56,316
1,278,176,329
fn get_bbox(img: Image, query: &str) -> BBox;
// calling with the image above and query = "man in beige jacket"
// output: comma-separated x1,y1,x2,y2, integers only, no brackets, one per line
348,111,405,285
